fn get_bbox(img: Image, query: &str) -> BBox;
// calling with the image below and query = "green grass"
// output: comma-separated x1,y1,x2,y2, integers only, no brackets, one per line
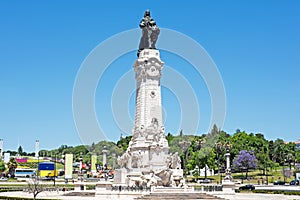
187,168,297,185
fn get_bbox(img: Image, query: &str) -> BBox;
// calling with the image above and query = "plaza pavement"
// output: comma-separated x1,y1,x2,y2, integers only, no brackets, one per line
1,191,300,200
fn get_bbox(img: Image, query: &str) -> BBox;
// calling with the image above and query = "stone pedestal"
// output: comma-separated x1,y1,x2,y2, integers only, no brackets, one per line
95,181,112,194
221,149,235,194
74,182,86,191
221,180,235,194
114,168,129,184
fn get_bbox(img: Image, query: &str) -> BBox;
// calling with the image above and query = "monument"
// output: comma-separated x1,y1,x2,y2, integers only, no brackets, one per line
114,10,183,187
35,140,39,158
221,145,235,193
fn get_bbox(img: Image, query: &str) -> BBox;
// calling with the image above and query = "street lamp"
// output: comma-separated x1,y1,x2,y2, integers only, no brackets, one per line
283,158,287,183
215,142,222,184
196,139,209,180
287,153,293,170
195,165,199,182
53,154,57,186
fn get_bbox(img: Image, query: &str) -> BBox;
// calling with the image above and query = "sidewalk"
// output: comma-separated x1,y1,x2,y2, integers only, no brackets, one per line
2,191,300,200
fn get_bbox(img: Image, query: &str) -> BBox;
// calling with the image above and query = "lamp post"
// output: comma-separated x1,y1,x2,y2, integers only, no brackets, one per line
53,154,57,186
287,153,293,170
215,142,222,184
195,165,199,182
283,158,287,183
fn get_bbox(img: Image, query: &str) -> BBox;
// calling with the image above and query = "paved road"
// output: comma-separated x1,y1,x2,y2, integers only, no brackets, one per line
217,193,300,200
1,182,300,200
2,191,300,200
255,185,300,191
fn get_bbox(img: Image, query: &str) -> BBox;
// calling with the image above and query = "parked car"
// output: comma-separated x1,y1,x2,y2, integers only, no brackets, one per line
290,179,299,185
0,177,8,181
239,184,255,190
273,180,286,185
198,179,211,184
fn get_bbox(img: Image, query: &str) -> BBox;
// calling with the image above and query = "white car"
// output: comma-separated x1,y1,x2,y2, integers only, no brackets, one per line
0,177,8,181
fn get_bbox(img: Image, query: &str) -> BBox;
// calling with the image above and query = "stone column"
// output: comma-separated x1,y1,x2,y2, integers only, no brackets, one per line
226,152,230,170
79,152,83,182
222,146,235,193
35,140,39,158
224,147,232,181
102,146,107,169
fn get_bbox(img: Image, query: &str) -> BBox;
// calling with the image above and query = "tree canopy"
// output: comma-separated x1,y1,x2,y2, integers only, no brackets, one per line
6,125,299,178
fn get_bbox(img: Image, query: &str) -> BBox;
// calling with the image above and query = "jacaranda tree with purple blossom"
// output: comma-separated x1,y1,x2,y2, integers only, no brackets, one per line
233,150,257,178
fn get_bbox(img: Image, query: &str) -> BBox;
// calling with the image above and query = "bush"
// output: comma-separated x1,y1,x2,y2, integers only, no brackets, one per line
252,190,300,196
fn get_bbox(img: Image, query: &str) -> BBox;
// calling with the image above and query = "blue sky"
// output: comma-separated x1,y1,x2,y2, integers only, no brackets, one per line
0,1,299,152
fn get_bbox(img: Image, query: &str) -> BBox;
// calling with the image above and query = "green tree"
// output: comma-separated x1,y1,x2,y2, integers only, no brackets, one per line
285,142,296,170
268,140,275,161
91,142,96,152
179,129,183,137
166,132,174,144
7,158,17,178
117,136,132,153
18,145,23,156
251,133,271,175
215,130,231,169
185,126,220,179
195,147,216,179
230,131,250,160
273,139,289,165
0,161,6,172
295,150,300,168
4,150,17,156
205,124,220,149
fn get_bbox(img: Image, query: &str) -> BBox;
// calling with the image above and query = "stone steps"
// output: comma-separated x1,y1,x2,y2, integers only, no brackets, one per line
135,192,228,200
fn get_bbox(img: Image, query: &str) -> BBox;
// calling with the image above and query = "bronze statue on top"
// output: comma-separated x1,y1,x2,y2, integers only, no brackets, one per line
138,10,160,56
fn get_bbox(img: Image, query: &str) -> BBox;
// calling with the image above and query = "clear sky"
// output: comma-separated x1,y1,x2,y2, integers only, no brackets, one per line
0,1,299,152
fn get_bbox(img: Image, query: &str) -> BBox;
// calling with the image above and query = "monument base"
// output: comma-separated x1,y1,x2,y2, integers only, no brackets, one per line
95,181,113,194
221,180,235,194
151,186,193,193
74,182,86,191
114,168,129,184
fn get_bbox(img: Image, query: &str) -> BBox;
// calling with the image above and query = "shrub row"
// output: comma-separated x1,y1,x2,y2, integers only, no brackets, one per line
0,188,24,193
252,190,300,195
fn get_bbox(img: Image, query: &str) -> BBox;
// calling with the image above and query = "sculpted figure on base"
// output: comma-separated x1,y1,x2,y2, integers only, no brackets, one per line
138,10,160,56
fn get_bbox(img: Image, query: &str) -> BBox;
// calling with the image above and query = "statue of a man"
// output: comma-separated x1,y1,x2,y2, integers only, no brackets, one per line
138,10,160,56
